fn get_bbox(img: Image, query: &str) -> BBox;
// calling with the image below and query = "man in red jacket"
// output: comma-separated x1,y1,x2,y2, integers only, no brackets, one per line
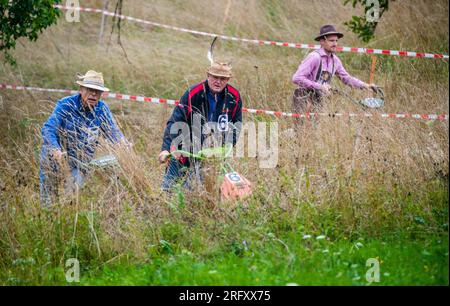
158,61,243,191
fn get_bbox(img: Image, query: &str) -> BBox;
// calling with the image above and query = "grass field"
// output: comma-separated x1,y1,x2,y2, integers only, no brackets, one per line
0,0,448,286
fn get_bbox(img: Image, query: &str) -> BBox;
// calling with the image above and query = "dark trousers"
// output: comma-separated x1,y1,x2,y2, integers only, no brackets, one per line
292,88,323,113
161,158,205,192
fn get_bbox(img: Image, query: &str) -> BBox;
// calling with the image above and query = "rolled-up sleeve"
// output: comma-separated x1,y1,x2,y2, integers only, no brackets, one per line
292,52,322,90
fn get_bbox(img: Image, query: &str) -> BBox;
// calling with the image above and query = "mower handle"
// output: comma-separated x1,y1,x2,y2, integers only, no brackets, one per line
169,145,233,161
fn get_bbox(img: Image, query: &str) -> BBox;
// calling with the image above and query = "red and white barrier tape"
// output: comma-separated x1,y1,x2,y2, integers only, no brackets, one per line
54,5,449,60
1,84,448,121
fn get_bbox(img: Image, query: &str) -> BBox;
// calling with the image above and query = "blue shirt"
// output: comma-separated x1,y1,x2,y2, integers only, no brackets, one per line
41,93,124,169
207,90,223,122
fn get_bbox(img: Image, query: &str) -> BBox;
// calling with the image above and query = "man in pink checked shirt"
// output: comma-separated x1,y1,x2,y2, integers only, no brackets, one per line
292,24,378,113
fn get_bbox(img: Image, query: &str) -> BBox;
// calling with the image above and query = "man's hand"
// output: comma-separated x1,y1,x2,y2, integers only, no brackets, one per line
51,149,68,174
363,83,378,91
158,150,170,164
51,149,64,163
320,84,331,96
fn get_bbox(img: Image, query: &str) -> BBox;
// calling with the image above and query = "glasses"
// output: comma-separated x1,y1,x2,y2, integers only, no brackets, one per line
83,87,103,96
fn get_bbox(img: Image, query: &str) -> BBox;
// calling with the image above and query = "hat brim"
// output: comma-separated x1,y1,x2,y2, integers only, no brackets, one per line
76,81,109,92
207,72,232,78
207,69,232,78
315,32,344,41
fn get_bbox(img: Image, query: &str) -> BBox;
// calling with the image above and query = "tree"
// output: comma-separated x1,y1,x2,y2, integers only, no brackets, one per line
0,0,61,66
343,0,392,43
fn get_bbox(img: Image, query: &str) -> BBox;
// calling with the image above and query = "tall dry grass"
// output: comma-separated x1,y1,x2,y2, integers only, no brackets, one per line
0,0,448,282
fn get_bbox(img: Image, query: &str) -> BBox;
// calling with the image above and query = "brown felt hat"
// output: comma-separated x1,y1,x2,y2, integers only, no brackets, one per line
314,24,344,41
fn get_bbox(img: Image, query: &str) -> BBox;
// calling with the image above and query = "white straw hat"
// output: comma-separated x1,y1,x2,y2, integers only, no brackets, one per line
76,70,110,92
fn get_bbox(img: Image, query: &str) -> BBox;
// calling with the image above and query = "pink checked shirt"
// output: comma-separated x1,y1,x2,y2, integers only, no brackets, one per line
292,48,366,90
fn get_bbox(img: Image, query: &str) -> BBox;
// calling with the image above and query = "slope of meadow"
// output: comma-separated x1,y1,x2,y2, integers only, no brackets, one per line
0,0,448,285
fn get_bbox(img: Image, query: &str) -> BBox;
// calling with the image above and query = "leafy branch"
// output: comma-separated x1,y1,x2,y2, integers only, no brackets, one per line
0,0,62,66
343,0,392,43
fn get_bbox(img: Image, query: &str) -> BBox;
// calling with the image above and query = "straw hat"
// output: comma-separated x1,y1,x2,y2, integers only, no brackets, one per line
207,61,232,78
76,70,110,92
314,24,344,41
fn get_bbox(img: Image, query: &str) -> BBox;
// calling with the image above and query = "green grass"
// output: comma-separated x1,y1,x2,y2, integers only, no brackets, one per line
1,177,447,286
5,232,447,286
82,235,448,286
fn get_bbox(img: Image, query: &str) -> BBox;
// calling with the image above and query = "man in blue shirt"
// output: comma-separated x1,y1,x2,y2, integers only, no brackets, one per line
40,70,127,207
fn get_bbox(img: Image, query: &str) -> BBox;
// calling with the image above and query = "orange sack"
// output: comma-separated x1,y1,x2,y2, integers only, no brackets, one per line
220,172,252,201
